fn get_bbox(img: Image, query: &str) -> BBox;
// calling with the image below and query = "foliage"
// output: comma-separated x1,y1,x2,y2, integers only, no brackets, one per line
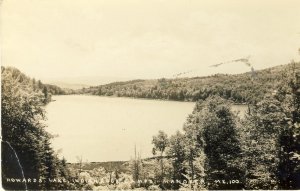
240,62,300,189
197,96,244,189
147,64,300,190
3,61,300,190
167,131,186,186
276,65,300,189
241,96,286,189
1,67,74,190
152,131,169,157
151,96,243,190
77,63,300,104
152,131,169,183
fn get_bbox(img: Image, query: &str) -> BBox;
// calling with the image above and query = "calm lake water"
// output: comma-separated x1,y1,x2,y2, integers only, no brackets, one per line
46,95,247,163
46,95,195,163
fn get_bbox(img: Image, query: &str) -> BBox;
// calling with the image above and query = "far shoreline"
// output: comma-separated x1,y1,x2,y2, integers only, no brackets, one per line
52,94,248,106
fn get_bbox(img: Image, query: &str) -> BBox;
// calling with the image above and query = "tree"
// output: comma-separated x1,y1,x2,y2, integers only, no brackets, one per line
152,131,169,182
199,96,244,189
130,145,147,189
276,65,300,189
43,86,50,104
241,96,286,189
167,131,186,189
182,111,206,184
1,67,72,190
240,62,300,190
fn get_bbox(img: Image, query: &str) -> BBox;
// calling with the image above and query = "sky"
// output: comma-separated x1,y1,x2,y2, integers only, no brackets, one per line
1,0,300,85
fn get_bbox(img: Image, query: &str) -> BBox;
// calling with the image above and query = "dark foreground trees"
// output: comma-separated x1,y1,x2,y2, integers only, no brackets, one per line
150,96,243,190
200,97,244,189
148,63,299,190
241,96,286,189
1,67,74,190
240,64,300,189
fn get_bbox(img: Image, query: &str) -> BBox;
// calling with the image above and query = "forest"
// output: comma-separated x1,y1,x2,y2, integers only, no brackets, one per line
76,63,300,104
1,67,76,190
1,62,300,190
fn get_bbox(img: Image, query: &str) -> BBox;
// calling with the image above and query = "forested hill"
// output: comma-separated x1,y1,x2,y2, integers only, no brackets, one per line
76,62,300,104
1,67,71,103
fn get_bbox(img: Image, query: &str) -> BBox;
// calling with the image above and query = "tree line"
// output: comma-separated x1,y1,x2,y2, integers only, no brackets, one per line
76,63,300,104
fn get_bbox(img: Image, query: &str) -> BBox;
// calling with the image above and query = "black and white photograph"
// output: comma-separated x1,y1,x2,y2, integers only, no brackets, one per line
1,0,300,190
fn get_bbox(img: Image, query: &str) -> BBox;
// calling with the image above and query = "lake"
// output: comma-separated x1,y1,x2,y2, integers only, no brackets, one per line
46,95,195,163
45,95,247,163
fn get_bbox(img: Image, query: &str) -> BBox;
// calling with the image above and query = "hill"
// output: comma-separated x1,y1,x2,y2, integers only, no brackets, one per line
76,62,300,104
1,67,71,103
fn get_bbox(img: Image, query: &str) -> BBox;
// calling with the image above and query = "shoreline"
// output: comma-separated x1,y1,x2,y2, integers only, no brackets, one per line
53,94,249,105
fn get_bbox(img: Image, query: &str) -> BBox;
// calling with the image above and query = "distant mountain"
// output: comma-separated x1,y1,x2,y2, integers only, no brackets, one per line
1,66,69,101
43,76,134,89
76,62,300,104
46,81,90,90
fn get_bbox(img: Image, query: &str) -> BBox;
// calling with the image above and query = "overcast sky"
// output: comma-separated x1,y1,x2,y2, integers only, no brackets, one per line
1,0,300,84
